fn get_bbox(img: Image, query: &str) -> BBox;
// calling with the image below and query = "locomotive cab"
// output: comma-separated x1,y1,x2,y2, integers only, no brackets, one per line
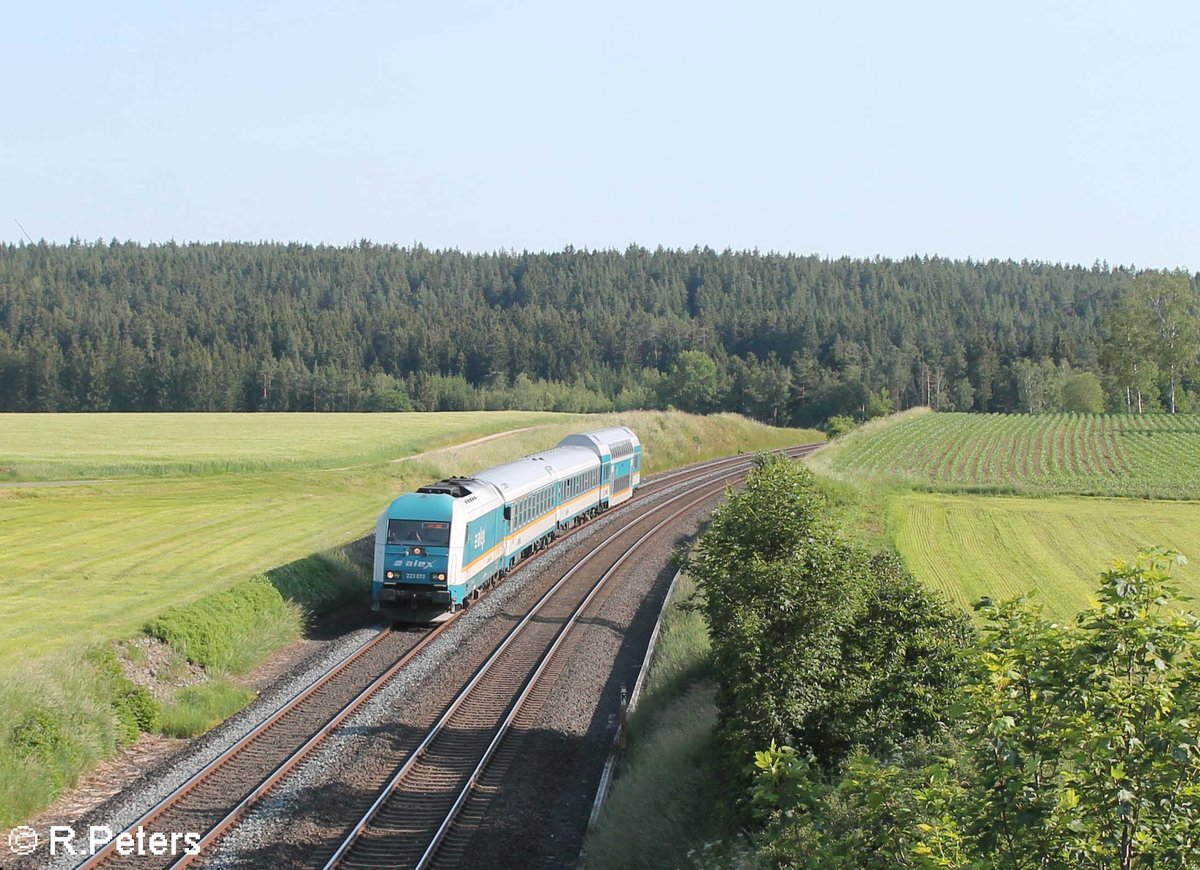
373,491,456,616
372,476,507,621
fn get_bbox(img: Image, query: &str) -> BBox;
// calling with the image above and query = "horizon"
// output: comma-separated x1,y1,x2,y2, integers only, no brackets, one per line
0,237,1185,274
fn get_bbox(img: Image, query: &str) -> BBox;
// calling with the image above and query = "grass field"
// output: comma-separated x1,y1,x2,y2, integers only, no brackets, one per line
0,410,573,480
0,411,821,671
892,492,1200,619
823,410,1200,499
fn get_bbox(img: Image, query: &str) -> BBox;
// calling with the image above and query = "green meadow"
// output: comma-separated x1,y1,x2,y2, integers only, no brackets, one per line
0,410,818,672
891,492,1200,619
0,410,571,480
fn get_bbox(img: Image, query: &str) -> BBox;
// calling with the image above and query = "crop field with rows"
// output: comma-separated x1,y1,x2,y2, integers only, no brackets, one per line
828,410,1200,499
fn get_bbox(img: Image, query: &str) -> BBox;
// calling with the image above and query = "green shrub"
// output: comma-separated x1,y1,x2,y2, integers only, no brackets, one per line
686,454,970,806
115,684,160,739
147,578,301,673
751,550,1200,870
265,551,367,613
10,710,75,765
147,552,367,674
159,681,255,738
824,414,858,438
83,646,161,743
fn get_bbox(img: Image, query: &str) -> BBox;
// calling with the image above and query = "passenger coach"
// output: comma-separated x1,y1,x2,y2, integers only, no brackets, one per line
373,427,642,619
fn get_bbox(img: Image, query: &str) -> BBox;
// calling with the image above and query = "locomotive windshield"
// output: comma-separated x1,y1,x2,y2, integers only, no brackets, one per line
386,520,451,546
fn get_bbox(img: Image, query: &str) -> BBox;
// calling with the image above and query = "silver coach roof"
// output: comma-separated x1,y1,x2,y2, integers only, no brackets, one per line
472,445,596,499
558,426,640,458
529,445,599,476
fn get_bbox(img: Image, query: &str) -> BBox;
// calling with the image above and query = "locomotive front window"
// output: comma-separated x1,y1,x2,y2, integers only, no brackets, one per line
387,520,450,546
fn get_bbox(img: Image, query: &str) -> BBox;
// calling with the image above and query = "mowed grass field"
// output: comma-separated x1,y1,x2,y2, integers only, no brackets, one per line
0,411,820,671
0,411,571,480
825,409,1200,499
892,492,1200,619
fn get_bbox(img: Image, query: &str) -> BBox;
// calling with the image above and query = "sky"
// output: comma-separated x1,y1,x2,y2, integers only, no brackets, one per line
2,0,1196,268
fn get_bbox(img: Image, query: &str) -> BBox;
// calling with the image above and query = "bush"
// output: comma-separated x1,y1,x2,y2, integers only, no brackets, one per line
147,578,301,673
750,549,1200,870
824,415,857,438
159,681,255,738
83,647,161,743
265,552,367,614
686,454,969,802
10,710,75,765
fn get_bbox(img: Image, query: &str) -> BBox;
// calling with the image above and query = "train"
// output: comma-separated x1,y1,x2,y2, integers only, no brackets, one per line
372,426,643,620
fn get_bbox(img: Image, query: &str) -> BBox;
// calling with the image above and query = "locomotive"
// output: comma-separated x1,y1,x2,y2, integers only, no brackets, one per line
372,426,642,620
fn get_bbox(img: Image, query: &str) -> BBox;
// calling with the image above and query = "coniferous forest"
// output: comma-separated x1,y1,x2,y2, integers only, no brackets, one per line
1,241,1196,425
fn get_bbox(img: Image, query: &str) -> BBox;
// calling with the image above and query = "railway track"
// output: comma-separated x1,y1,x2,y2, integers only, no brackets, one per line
322,480,732,869
75,443,820,870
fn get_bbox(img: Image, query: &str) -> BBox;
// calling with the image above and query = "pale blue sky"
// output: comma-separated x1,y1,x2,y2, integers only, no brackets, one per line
2,1,1196,267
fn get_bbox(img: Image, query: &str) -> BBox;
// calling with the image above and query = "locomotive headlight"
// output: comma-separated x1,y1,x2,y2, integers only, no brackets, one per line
434,572,446,582
411,546,425,556
386,571,395,579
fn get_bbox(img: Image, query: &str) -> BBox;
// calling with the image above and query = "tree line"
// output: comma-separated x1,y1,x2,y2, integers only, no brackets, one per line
0,240,1195,424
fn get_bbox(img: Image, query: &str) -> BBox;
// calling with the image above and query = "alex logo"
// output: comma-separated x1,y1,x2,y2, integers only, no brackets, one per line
396,558,435,569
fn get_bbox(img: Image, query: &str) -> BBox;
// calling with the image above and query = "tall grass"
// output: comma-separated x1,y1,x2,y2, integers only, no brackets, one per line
159,681,256,738
583,575,731,869
0,651,129,826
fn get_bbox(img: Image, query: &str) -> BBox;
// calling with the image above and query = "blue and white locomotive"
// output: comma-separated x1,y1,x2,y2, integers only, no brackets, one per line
372,426,642,619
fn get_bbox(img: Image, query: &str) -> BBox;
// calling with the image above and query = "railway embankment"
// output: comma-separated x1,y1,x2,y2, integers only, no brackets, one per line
7,548,372,834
